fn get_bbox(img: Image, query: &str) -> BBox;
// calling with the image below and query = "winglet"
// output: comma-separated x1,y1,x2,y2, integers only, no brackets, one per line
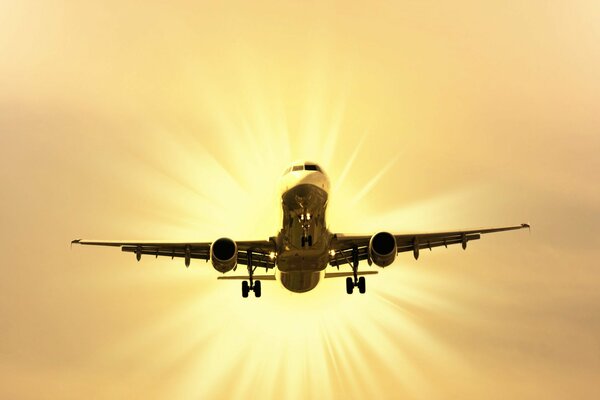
71,239,81,249
521,223,531,233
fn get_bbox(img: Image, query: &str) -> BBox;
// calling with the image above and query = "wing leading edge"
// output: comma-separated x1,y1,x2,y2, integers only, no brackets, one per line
329,223,530,268
71,239,276,269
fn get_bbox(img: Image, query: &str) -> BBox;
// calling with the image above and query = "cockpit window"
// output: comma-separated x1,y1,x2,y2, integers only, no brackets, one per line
283,163,323,175
304,164,321,172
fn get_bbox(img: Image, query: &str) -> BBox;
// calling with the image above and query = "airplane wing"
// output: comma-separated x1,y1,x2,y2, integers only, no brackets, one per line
71,238,277,269
328,223,530,268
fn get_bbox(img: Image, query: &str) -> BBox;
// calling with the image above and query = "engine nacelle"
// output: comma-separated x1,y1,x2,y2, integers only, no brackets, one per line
369,232,397,267
211,238,238,273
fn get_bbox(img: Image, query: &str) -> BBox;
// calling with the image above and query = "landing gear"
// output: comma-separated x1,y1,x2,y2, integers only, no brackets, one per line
299,208,312,247
301,234,313,247
346,277,354,294
254,280,262,297
241,280,261,298
242,250,262,298
302,235,313,247
345,276,367,294
357,276,366,294
345,246,367,294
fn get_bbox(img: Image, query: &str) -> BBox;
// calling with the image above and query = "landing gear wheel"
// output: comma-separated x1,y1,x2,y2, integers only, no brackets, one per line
358,276,366,294
307,235,313,246
346,277,354,294
301,237,306,247
254,280,262,298
242,281,250,298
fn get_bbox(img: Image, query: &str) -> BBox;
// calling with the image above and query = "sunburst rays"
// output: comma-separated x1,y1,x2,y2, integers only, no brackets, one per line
87,76,478,399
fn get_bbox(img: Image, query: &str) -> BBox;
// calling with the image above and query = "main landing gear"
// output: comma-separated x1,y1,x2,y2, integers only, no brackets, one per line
242,251,261,298
242,279,261,298
345,246,366,294
346,276,366,294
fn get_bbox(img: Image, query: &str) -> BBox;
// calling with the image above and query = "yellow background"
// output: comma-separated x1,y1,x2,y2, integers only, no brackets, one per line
1,1,599,399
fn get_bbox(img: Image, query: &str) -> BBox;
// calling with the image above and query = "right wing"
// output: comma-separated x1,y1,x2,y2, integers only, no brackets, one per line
71,238,277,269
329,223,530,267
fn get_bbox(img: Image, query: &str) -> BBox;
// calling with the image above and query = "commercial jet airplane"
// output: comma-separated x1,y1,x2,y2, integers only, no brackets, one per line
72,161,529,298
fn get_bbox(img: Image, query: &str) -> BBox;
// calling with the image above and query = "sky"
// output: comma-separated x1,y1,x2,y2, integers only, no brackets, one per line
1,1,599,399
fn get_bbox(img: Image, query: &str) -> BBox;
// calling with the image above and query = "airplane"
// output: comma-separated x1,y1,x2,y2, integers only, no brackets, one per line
72,161,530,298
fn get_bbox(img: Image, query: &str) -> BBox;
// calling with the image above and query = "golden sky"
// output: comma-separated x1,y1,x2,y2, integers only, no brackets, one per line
1,1,599,399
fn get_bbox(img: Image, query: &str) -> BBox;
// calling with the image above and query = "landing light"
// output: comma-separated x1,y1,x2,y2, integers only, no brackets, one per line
269,252,276,260
329,250,336,257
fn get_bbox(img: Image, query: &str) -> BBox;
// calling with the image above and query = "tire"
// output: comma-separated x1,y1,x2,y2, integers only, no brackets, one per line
254,280,262,298
242,281,249,298
346,277,354,294
301,237,305,247
308,235,313,246
358,276,366,294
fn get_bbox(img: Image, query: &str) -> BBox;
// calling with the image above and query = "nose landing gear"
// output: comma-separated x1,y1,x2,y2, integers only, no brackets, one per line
301,235,313,247
299,209,313,247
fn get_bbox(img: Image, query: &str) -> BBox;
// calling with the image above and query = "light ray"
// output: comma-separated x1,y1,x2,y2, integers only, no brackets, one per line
106,94,472,398
59,39,487,399
349,154,400,207
334,129,368,194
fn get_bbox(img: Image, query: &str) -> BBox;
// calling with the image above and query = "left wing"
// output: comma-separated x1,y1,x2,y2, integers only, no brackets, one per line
71,238,277,269
329,223,530,267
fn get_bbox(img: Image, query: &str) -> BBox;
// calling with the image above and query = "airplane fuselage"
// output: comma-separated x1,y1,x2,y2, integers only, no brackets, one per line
275,163,331,292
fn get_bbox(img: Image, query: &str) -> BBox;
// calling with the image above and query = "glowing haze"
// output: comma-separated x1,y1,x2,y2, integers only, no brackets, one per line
1,1,599,399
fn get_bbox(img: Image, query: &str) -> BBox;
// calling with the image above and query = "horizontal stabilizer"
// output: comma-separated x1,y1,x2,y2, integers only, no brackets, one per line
324,271,378,279
217,275,277,281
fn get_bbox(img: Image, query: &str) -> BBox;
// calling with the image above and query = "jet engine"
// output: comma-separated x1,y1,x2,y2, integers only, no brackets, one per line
368,232,397,267
211,238,238,273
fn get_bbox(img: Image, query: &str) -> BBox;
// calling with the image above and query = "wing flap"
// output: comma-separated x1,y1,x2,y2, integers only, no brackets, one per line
238,251,276,269
329,246,369,268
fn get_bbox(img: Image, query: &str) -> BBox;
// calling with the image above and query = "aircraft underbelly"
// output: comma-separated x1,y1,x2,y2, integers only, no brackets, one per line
277,183,330,292
277,249,329,271
278,270,323,293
